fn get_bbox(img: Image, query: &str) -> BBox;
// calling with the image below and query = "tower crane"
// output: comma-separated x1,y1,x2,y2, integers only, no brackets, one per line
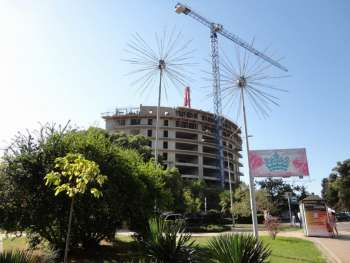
175,3,288,238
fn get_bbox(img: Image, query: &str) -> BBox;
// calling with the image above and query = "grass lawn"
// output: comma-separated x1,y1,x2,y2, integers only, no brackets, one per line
261,236,326,263
191,235,326,263
3,235,326,263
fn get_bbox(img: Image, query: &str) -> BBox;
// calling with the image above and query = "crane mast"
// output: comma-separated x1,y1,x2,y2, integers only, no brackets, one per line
175,3,288,238
177,3,226,188
210,30,225,189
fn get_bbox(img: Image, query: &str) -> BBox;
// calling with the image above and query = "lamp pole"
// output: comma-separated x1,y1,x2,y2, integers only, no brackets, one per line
241,87,259,238
227,151,235,227
226,128,241,228
155,62,165,164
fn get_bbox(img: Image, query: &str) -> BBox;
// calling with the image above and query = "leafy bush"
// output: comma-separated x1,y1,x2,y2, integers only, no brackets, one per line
235,214,265,224
202,210,223,225
207,234,271,263
136,217,200,263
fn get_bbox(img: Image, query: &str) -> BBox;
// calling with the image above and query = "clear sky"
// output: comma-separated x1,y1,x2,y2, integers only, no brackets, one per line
1,1,349,195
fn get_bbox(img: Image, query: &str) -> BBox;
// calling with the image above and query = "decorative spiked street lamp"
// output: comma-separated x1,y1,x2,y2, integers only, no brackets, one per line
124,30,194,163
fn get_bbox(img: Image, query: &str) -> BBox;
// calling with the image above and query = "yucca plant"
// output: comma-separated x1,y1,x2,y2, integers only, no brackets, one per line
136,217,200,263
0,250,34,263
207,234,271,263
0,250,57,263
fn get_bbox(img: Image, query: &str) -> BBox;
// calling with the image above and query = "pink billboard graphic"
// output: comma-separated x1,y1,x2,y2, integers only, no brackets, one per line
249,148,309,177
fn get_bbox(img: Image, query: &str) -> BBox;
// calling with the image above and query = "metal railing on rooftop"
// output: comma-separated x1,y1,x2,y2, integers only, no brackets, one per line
101,107,141,117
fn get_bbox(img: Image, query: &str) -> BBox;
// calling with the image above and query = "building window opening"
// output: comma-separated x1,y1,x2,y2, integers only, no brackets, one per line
130,119,141,125
116,119,125,126
163,141,168,149
164,130,168,138
164,119,169,126
162,152,168,160
148,119,153,125
147,129,152,137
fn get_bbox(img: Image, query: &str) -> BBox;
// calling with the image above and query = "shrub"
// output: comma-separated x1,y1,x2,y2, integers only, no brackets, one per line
202,210,223,225
136,217,200,263
264,216,280,240
235,214,265,224
207,234,271,263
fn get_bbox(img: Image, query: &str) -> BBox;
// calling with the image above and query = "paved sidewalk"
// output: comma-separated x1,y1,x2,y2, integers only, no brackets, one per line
307,223,350,263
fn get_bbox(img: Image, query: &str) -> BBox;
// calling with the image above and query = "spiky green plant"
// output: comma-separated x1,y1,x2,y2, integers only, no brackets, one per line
207,234,271,263
0,250,57,263
136,217,200,263
0,251,34,263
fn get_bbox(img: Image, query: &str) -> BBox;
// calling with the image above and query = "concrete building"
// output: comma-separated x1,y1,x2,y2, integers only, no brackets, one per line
102,105,243,187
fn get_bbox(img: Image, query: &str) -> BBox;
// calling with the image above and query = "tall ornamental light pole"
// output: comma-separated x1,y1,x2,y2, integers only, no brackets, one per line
124,31,193,163
226,127,241,227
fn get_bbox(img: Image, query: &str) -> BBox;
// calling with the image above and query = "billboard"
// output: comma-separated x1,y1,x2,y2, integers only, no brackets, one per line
249,148,309,177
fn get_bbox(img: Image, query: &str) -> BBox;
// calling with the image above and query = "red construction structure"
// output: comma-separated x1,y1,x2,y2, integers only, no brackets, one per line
184,86,191,108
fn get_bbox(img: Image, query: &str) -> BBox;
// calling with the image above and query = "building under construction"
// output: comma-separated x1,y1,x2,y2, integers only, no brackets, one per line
102,94,243,187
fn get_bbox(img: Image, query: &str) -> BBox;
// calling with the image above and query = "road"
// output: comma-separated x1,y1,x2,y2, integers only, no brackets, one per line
338,221,350,233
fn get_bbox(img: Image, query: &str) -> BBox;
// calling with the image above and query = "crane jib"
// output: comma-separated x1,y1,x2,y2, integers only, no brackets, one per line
175,2,288,72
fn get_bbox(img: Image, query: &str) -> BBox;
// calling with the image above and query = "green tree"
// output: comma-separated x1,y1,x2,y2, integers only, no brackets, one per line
255,189,271,213
110,132,153,161
322,159,350,210
162,168,186,212
183,189,202,214
0,125,170,250
232,184,251,217
258,178,305,215
333,160,350,210
183,179,222,212
219,191,231,215
321,175,339,209
45,153,107,263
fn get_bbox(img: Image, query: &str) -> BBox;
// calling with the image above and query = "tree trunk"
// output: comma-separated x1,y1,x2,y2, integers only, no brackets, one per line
64,197,74,263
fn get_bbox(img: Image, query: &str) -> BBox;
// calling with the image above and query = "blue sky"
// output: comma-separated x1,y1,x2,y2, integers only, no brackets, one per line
1,1,349,195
